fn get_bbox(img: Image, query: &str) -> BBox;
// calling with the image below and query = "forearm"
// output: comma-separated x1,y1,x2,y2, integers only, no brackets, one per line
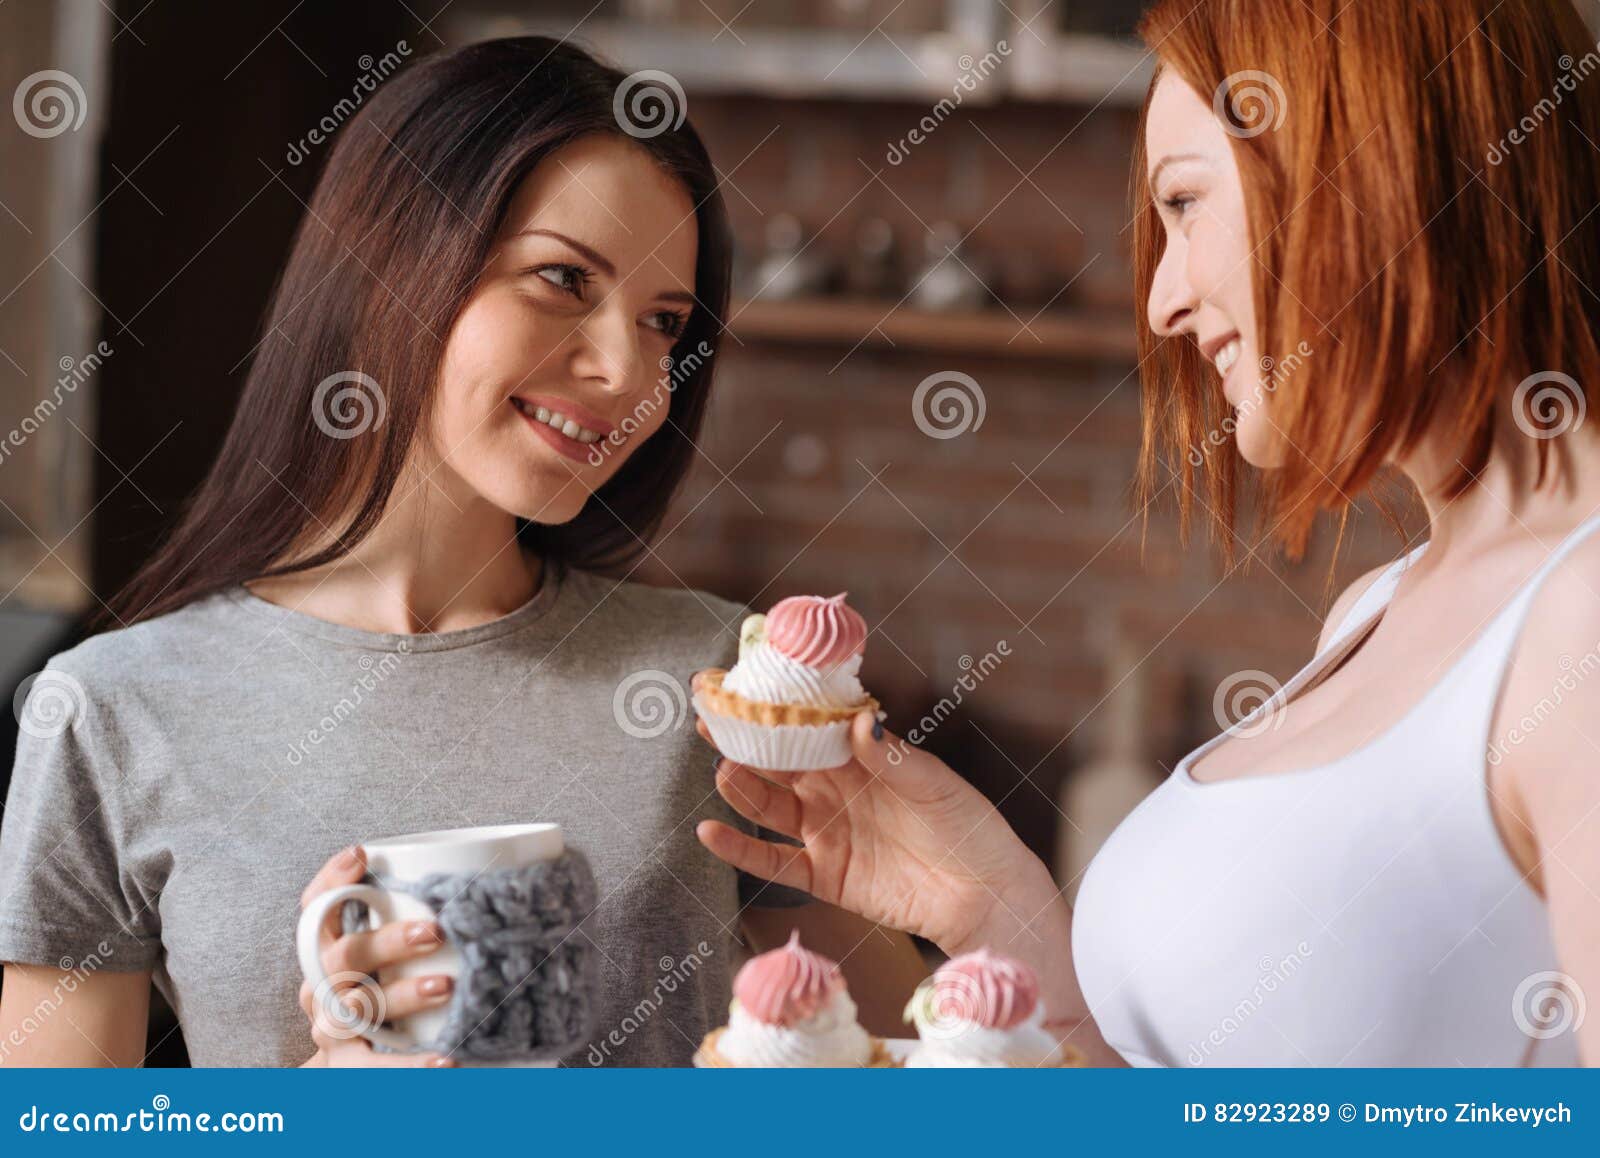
943,855,1126,1066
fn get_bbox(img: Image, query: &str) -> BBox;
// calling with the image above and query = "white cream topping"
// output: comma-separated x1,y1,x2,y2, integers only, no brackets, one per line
717,989,873,1067
904,1003,1062,1068
722,643,866,710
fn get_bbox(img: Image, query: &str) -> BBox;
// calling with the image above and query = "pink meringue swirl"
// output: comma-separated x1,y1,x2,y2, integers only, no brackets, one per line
765,593,867,669
732,930,846,1026
928,948,1040,1029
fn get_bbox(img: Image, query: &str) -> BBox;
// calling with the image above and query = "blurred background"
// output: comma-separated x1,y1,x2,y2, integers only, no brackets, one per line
5,0,1597,1063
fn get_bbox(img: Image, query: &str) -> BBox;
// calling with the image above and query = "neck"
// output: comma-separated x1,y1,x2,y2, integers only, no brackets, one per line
249,454,542,636
1397,392,1600,559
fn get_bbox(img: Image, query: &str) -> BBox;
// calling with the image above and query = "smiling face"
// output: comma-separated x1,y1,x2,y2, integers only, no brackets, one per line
425,133,700,524
1145,70,1284,468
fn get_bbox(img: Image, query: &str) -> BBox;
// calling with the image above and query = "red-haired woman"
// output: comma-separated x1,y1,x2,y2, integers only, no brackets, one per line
698,0,1600,1066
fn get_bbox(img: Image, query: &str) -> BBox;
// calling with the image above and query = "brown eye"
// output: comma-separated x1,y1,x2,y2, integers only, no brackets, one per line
533,263,589,297
645,310,687,339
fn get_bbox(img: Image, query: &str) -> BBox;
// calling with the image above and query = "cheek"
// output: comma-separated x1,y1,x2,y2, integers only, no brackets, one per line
1189,217,1256,332
433,298,552,436
1185,222,1233,301
589,386,676,480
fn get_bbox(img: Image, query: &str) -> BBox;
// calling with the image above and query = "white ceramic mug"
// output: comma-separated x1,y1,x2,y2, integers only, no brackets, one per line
296,822,565,1059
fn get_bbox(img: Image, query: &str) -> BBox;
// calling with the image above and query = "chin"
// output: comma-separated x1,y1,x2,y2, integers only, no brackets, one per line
514,482,592,525
462,468,593,526
1231,414,1289,469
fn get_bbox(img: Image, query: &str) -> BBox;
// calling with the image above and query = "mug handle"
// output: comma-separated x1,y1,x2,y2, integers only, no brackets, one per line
296,883,415,1050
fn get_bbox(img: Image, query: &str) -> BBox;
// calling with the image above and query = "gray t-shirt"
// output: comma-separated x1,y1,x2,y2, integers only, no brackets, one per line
0,563,807,1066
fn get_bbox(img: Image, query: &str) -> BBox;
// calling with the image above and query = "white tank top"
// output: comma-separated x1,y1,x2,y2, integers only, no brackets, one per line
1072,516,1600,1067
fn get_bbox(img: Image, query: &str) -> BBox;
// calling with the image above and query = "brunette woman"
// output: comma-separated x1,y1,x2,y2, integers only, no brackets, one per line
0,37,922,1067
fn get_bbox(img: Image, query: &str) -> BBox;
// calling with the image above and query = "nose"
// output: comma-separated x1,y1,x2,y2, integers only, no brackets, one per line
1147,237,1198,339
570,308,642,396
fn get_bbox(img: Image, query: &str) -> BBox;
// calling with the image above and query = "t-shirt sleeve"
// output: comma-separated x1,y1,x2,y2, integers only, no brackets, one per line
0,665,163,970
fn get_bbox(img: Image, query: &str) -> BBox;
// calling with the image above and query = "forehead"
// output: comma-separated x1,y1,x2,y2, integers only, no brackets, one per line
499,134,699,292
1145,71,1230,175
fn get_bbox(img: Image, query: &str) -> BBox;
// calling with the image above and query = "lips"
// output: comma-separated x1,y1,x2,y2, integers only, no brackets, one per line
511,397,607,443
510,395,619,465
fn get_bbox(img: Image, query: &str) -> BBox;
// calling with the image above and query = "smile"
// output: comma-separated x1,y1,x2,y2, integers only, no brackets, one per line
510,395,621,465
511,397,607,443
1213,338,1241,378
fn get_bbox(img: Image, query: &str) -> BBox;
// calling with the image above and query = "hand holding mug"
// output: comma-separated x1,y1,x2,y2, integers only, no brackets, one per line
296,845,456,1068
295,822,589,1067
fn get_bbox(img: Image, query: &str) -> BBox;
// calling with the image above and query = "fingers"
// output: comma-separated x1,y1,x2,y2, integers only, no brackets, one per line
301,977,457,1066
695,819,811,893
373,973,455,1021
322,1037,456,1068
300,845,366,910
847,709,920,785
323,919,446,978
301,972,454,1024
714,758,802,838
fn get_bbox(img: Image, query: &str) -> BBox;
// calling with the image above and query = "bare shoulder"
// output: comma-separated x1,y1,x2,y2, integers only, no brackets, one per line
1317,561,1396,652
1494,530,1600,824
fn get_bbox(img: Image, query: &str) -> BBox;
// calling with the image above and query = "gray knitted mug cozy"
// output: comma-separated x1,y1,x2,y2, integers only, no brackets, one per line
339,848,600,1063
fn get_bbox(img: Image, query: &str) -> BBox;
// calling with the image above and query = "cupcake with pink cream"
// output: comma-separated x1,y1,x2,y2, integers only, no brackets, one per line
903,948,1081,1067
693,593,879,771
694,931,896,1067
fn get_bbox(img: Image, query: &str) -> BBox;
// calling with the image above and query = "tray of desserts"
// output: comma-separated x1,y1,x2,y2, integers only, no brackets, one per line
695,932,1085,1068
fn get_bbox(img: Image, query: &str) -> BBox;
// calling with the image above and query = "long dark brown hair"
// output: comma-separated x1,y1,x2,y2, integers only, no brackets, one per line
103,37,732,628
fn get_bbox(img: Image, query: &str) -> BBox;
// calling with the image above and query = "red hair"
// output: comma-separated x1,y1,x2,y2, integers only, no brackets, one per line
1134,0,1600,559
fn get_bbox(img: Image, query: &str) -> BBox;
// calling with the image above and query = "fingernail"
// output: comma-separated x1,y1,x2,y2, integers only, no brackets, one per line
871,719,884,741
427,1055,456,1068
406,921,442,945
336,846,360,868
419,975,453,997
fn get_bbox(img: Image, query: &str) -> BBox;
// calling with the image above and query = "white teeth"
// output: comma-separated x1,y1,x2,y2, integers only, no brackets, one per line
1214,339,1241,377
515,399,606,444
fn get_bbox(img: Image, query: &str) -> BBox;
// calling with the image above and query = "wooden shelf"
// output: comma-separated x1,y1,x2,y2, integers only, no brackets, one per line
443,16,1151,106
726,297,1137,361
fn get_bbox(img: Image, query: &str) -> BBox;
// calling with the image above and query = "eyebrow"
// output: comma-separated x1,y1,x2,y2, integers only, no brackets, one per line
509,226,696,306
512,227,616,277
1148,152,1210,189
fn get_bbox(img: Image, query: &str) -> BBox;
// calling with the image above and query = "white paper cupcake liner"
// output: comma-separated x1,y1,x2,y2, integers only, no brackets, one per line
692,693,855,772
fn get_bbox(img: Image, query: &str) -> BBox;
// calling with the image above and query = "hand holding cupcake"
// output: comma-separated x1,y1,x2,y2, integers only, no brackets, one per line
694,931,896,1067
694,593,879,771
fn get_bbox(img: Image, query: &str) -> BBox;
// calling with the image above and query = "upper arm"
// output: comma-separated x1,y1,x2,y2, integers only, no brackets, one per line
0,660,165,972
0,961,152,1066
1316,563,1392,653
1495,539,1600,1064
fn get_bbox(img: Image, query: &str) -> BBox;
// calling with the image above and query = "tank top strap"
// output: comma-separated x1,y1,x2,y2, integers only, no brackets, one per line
1468,510,1600,685
1318,542,1430,656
